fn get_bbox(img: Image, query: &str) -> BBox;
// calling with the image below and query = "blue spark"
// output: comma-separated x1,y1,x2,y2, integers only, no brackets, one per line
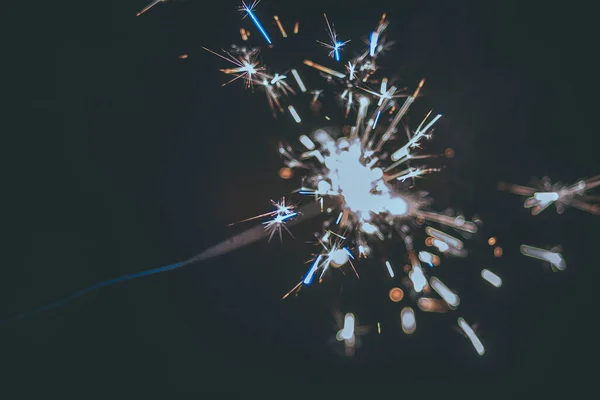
243,4,272,44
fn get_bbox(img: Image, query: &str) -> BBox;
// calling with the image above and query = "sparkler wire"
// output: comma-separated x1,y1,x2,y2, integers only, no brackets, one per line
2,202,323,325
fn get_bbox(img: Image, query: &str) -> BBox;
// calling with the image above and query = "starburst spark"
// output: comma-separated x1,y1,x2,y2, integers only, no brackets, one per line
499,175,600,215
317,14,350,62
201,46,264,88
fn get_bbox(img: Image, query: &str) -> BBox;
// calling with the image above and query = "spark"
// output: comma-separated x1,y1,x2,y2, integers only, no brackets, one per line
299,135,315,150
136,0,166,17
417,298,448,313
263,211,297,242
481,269,502,287
457,317,485,355
288,105,302,123
202,46,263,88
336,313,355,341
291,69,307,92
401,307,416,334
520,245,567,271
430,277,460,308
385,260,395,277
303,60,346,79
318,14,350,62
240,1,272,44
273,15,288,38
499,175,600,215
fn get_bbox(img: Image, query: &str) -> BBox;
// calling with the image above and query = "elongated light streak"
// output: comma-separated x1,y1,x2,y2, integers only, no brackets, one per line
303,255,323,285
291,69,307,92
369,31,379,56
136,0,163,17
430,277,460,308
481,269,502,287
299,134,315,150
425,227,464,250
520,244,567,271
385,261,395,278
273,15,287,37
288,105,301,123
303,60,346,79
458,317,485,355
243,3,272,44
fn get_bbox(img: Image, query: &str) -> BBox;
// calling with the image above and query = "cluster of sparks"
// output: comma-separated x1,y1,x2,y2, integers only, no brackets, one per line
202,3,491,356
194,1,589,357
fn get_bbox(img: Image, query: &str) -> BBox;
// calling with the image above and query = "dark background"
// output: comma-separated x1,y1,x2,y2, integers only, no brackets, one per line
4,0,597,395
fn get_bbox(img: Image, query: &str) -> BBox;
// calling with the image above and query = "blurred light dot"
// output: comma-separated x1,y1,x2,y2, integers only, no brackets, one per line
178,54,188,59
488,237,497,246
389,287,404,302
494,246,503,257
444,148,455,158
279,167,293,179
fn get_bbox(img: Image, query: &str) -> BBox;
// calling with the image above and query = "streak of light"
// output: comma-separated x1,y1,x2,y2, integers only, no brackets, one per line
430,277,460,308
136,0,164,17
299,134,315,150
288,105,302,123
415,211,478,233
417,298,449,313
303,60,346,79
385,261,395,278
273,15,288,38
303,255,323,285
241,1,272,44
458,317,485,355
520,245,566,271
425,227,464,250
294,21,299,34
481,269,502,287
291,69,307,92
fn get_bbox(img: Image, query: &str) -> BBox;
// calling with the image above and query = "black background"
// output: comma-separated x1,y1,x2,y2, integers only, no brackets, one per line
4,0,597,395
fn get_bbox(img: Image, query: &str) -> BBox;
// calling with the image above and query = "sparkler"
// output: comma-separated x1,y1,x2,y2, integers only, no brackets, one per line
202,9,502,355
8,3,559,362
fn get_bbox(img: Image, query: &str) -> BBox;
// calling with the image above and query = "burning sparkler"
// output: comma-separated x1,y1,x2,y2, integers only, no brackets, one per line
203,8,498,355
